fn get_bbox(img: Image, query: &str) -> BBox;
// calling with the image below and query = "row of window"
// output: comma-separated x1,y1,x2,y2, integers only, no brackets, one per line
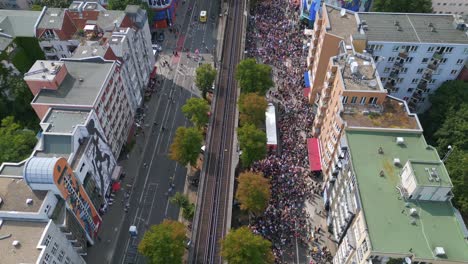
369,45,468,55
43,235,73,264
342,96,378,105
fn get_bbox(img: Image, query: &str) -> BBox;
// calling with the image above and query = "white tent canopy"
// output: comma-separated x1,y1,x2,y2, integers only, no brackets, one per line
265,103,277,146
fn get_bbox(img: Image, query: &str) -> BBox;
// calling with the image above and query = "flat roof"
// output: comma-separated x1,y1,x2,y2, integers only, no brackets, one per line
33,60,114,106
346,130,468,262
410,161,452,188
358,13,468,44
0,163,25,177
0,220,47,264
325,5,358,45
43,109,90,133
335,51,382,91
73,44,109,59
37,8,66,30
342,97,421,130
24,61,65,82
0,177,47,212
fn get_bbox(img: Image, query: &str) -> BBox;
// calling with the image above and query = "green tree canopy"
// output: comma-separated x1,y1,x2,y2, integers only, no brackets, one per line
0,116,37,164
138,220,186,264
170,192,195,220
169,126,203,166
238,124,266,167
238,93,268,127
235,171,271,215
195,64,217,99
221,226,274,264
372,0,432,13
235,59,273,95
34,0,70,8
182,98,210,128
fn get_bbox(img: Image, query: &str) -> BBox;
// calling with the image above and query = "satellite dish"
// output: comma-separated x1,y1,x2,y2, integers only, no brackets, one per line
405,257,412,264
340,8,346,17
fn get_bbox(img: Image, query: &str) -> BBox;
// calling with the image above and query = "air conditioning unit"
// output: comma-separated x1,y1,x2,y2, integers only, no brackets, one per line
434,247,446,257
393,158,401,167
396,137,405,145
410,208,418,216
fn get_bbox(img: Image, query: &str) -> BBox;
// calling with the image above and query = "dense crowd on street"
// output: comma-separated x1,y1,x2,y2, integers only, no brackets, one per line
245,0,333,263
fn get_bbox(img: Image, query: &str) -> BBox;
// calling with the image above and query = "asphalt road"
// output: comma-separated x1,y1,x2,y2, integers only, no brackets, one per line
85,0,220,263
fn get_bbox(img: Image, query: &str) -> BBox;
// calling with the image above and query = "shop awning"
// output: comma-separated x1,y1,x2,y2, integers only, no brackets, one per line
304,71,311,88
111,165,122,181
112,181,121,192
303,88,310,98
307,138,322,171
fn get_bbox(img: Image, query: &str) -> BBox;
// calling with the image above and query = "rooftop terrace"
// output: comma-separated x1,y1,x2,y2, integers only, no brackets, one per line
346,130,468,262
43,109,90,133
32,60,114,106
0,177,47,212
0,220,47,264
335,51,382,91
325,5,358,45
358,13,468,44
342,97,420,130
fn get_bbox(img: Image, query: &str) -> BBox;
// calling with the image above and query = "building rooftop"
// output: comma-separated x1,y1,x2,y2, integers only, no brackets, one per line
32,60,114,106
0,162,25,177
342,97,421,130
42,109,90,133
24,60,65,82
0,177,47,212
346,130,468,262
0,10,41,51
358,13,468,44
0,220,47,264
409,160,452,188
335,51,382,91
37,8,66,30
73,44,109,59
325,5,358,45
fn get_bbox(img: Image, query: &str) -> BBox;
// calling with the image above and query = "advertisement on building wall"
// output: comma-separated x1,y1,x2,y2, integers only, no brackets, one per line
53,157,102,241
85,115,116,198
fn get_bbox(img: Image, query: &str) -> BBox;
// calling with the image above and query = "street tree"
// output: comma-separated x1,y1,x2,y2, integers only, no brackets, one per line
170,192,195,221
169,126,203,167
235,171,271,215
238,93,268,127
195,64,217,99
238,124,266,167
235,59,273,95
0,116,37,164
182,98,210,128
138,220,186,264
373,0,432,13
221,226,274,264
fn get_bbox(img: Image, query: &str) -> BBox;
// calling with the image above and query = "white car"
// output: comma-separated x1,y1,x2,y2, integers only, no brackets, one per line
152,44,162,52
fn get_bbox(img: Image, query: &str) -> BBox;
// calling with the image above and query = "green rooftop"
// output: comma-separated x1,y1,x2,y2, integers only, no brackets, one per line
346,130,468,262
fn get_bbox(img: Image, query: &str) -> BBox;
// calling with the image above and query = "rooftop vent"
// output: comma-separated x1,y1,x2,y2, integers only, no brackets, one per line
394,158,401,166
379,170,385,177
426,167,441,182
362,24,368,31
361,19,367,25
394,20,399,26
409,208,418,216
79,78,84,82
434,247,446,257
26,198,33,205
12,240,20,247
396,137,405,145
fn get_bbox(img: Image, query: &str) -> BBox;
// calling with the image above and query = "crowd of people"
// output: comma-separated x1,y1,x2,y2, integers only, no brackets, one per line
245,0,333,263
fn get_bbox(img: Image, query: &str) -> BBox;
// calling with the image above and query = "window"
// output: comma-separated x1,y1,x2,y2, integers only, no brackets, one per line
429,79,436,84
351,96,358,104
407,88,414,93
384,67,390,73
64,257,71,264
403,96,409,101
401,67,408,74
360,97,367,105
457,59,464,65
397,78,404,83
369,97,378,104
51,243,58,255
412,78,419,84
416,68,424,74
381,77,387,82
422,58,429,63
440,58,447,64
392,46,399,52
342,96,348,104
451,69,458,75
44,253,51,262
388,57,395,62
405,57,413,63
427,46,435,52
58,251,64,261
44,235,52,246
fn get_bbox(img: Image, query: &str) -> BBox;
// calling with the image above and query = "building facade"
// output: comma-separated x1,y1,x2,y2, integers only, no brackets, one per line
306,4,468,113
432,0,468,14
147,0,178,28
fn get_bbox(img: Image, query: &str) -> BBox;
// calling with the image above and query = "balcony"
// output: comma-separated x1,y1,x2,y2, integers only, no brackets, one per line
432,52,443,61
427,61,438,71
422,72,432,81
398,49,408,59
389,70,399,78
417,81,427,89
385,82,395,91
412,92,423,100
393,61,403,69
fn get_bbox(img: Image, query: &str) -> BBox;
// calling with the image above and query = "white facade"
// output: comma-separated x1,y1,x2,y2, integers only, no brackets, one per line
432,1,468,14
368,42,468,112
39,38,80,60
37,220,86,264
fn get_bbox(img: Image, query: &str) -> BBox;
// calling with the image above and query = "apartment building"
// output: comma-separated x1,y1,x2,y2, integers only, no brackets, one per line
24,60,134,157
36,1,155,107
306,6,468,264
432,0,468,14
306,4,468,113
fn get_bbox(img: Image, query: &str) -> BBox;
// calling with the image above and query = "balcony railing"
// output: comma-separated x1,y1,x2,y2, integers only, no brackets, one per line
427,62,438,71
393,61,403,68
412,92,422,100
422,72,432,81
433,52,443,60
417,81,427,89
398,49,408,59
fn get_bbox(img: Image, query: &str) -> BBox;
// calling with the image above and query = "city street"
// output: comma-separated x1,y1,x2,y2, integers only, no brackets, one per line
85,0,221,263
